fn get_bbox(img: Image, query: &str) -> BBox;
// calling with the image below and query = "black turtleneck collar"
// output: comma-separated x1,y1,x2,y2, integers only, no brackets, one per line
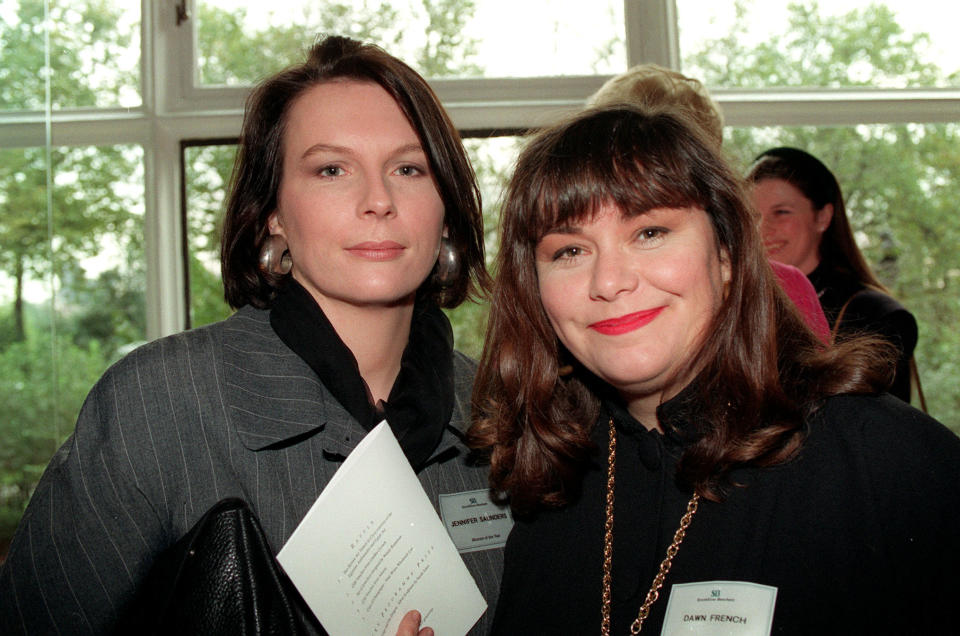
269,280,454,471
602,380,703,471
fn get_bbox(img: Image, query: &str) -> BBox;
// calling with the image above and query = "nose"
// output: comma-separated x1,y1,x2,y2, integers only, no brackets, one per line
360,173,395,218
589,249,639,302
759,213,777,239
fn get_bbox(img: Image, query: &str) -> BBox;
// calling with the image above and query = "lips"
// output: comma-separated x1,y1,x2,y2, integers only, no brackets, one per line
346,241,405,261
764,240,785,255
588,307,665,335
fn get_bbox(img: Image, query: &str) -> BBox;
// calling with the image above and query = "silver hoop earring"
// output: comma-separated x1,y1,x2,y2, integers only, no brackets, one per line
259,234,292,275
434,236,461,287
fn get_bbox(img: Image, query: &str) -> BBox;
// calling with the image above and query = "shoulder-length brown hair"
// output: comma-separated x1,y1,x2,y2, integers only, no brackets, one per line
221,35,488,309
470,107,892,512
746,147,887,292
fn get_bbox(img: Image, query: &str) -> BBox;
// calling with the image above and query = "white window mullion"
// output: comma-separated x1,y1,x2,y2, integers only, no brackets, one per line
625,0,680,69
143,0,188,338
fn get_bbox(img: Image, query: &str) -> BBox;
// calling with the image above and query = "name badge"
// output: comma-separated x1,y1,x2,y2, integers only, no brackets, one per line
661,581,777,636
438,488,513,554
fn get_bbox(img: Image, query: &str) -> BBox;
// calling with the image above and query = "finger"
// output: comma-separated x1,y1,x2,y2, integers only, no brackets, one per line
396,609,422,636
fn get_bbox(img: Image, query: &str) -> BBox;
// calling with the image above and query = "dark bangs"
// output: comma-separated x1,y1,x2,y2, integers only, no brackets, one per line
511,105,717,245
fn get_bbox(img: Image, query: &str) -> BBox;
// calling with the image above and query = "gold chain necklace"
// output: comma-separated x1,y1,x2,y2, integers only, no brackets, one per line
601,418,700,635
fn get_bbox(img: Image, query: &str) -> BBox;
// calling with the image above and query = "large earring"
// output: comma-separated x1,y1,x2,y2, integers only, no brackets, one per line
259,234,292,275
433,236,461,287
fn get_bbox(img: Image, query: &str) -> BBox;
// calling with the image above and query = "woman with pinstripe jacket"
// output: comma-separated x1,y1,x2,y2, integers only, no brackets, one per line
0,36,503,636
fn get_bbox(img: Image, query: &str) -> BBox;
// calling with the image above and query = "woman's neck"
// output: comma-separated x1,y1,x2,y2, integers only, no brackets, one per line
624,394,664,433
322,299,415,404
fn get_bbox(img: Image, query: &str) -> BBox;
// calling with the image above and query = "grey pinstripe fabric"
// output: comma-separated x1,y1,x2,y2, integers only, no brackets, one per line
0,305,503,634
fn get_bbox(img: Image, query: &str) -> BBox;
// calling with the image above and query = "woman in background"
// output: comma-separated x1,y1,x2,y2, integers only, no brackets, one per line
471,105,959,634
0,36,501,635
749,147,919,402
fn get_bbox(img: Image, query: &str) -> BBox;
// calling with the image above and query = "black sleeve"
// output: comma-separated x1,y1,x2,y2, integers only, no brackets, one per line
843,290,919,402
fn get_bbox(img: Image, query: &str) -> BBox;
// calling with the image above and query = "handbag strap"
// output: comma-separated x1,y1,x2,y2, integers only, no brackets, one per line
910,357,928,413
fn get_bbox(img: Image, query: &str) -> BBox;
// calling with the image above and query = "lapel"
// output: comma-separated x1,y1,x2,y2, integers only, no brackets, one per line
222,305,368,457
428,351,474,461
220,306,475,466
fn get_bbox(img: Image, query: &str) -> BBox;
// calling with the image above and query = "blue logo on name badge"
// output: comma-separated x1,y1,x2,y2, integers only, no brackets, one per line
711,589,721,598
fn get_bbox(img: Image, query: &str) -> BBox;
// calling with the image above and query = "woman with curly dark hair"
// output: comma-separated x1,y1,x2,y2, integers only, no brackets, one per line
471,105,959,635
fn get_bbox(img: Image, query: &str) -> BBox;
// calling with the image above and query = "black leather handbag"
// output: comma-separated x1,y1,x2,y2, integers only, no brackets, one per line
115,497,325,635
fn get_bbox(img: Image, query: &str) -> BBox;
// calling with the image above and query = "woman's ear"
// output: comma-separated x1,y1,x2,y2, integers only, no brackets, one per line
267,210,283,236
815,203,833,233
719,247,733,298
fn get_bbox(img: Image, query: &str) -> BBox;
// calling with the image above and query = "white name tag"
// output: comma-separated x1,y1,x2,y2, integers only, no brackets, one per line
661,581,777,636
438,488,513,554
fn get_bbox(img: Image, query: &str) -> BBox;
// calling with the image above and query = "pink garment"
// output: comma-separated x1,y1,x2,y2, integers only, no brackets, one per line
770,260,831,344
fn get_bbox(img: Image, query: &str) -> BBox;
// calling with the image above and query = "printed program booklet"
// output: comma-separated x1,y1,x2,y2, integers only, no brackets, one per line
277,421,487,636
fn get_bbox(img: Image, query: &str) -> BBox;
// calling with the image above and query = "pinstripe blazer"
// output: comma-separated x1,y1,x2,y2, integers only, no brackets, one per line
0,305,503,635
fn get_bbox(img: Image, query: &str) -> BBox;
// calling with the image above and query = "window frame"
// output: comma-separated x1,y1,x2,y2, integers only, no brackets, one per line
0,0,958,339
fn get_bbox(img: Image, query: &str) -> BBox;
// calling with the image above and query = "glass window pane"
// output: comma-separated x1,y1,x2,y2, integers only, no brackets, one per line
185,143,235,329
725,123,960,434
0,144,145,554
195,0,625,84
0,0,141,111
678,0,960,89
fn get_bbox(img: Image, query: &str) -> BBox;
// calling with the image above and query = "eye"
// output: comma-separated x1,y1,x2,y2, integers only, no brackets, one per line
317,165,345,177
395,164,425,177
774,207,791,216
636,226,668,246
552,245,584,261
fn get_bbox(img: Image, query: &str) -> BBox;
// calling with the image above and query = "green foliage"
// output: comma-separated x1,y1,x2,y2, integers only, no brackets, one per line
0,0,144,545
184,144,236,327
444,136,524,358
415,0,482,77
690,1,939,88
0,0,137,109
0,330,110,539
189,252,233,328
195,0,481,85
61,265,147,360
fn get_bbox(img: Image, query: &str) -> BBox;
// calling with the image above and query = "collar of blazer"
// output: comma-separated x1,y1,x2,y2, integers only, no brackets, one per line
223,306,466,466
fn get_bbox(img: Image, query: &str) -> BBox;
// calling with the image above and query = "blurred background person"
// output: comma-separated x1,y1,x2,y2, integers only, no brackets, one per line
749,147,919,404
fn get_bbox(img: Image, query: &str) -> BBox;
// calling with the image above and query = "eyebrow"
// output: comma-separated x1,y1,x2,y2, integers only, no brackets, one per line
299,142,426,161
545,209,661,236
546,224,584,235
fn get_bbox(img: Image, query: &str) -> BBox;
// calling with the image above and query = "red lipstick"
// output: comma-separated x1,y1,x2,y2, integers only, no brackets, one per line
346,241,405,261
588,307,664,335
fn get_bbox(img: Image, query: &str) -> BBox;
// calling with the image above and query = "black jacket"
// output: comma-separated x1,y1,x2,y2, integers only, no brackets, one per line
493,392,960,635
809,263,918,403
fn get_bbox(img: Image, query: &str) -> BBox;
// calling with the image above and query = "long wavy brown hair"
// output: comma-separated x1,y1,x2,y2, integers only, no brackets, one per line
470,106,893,512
